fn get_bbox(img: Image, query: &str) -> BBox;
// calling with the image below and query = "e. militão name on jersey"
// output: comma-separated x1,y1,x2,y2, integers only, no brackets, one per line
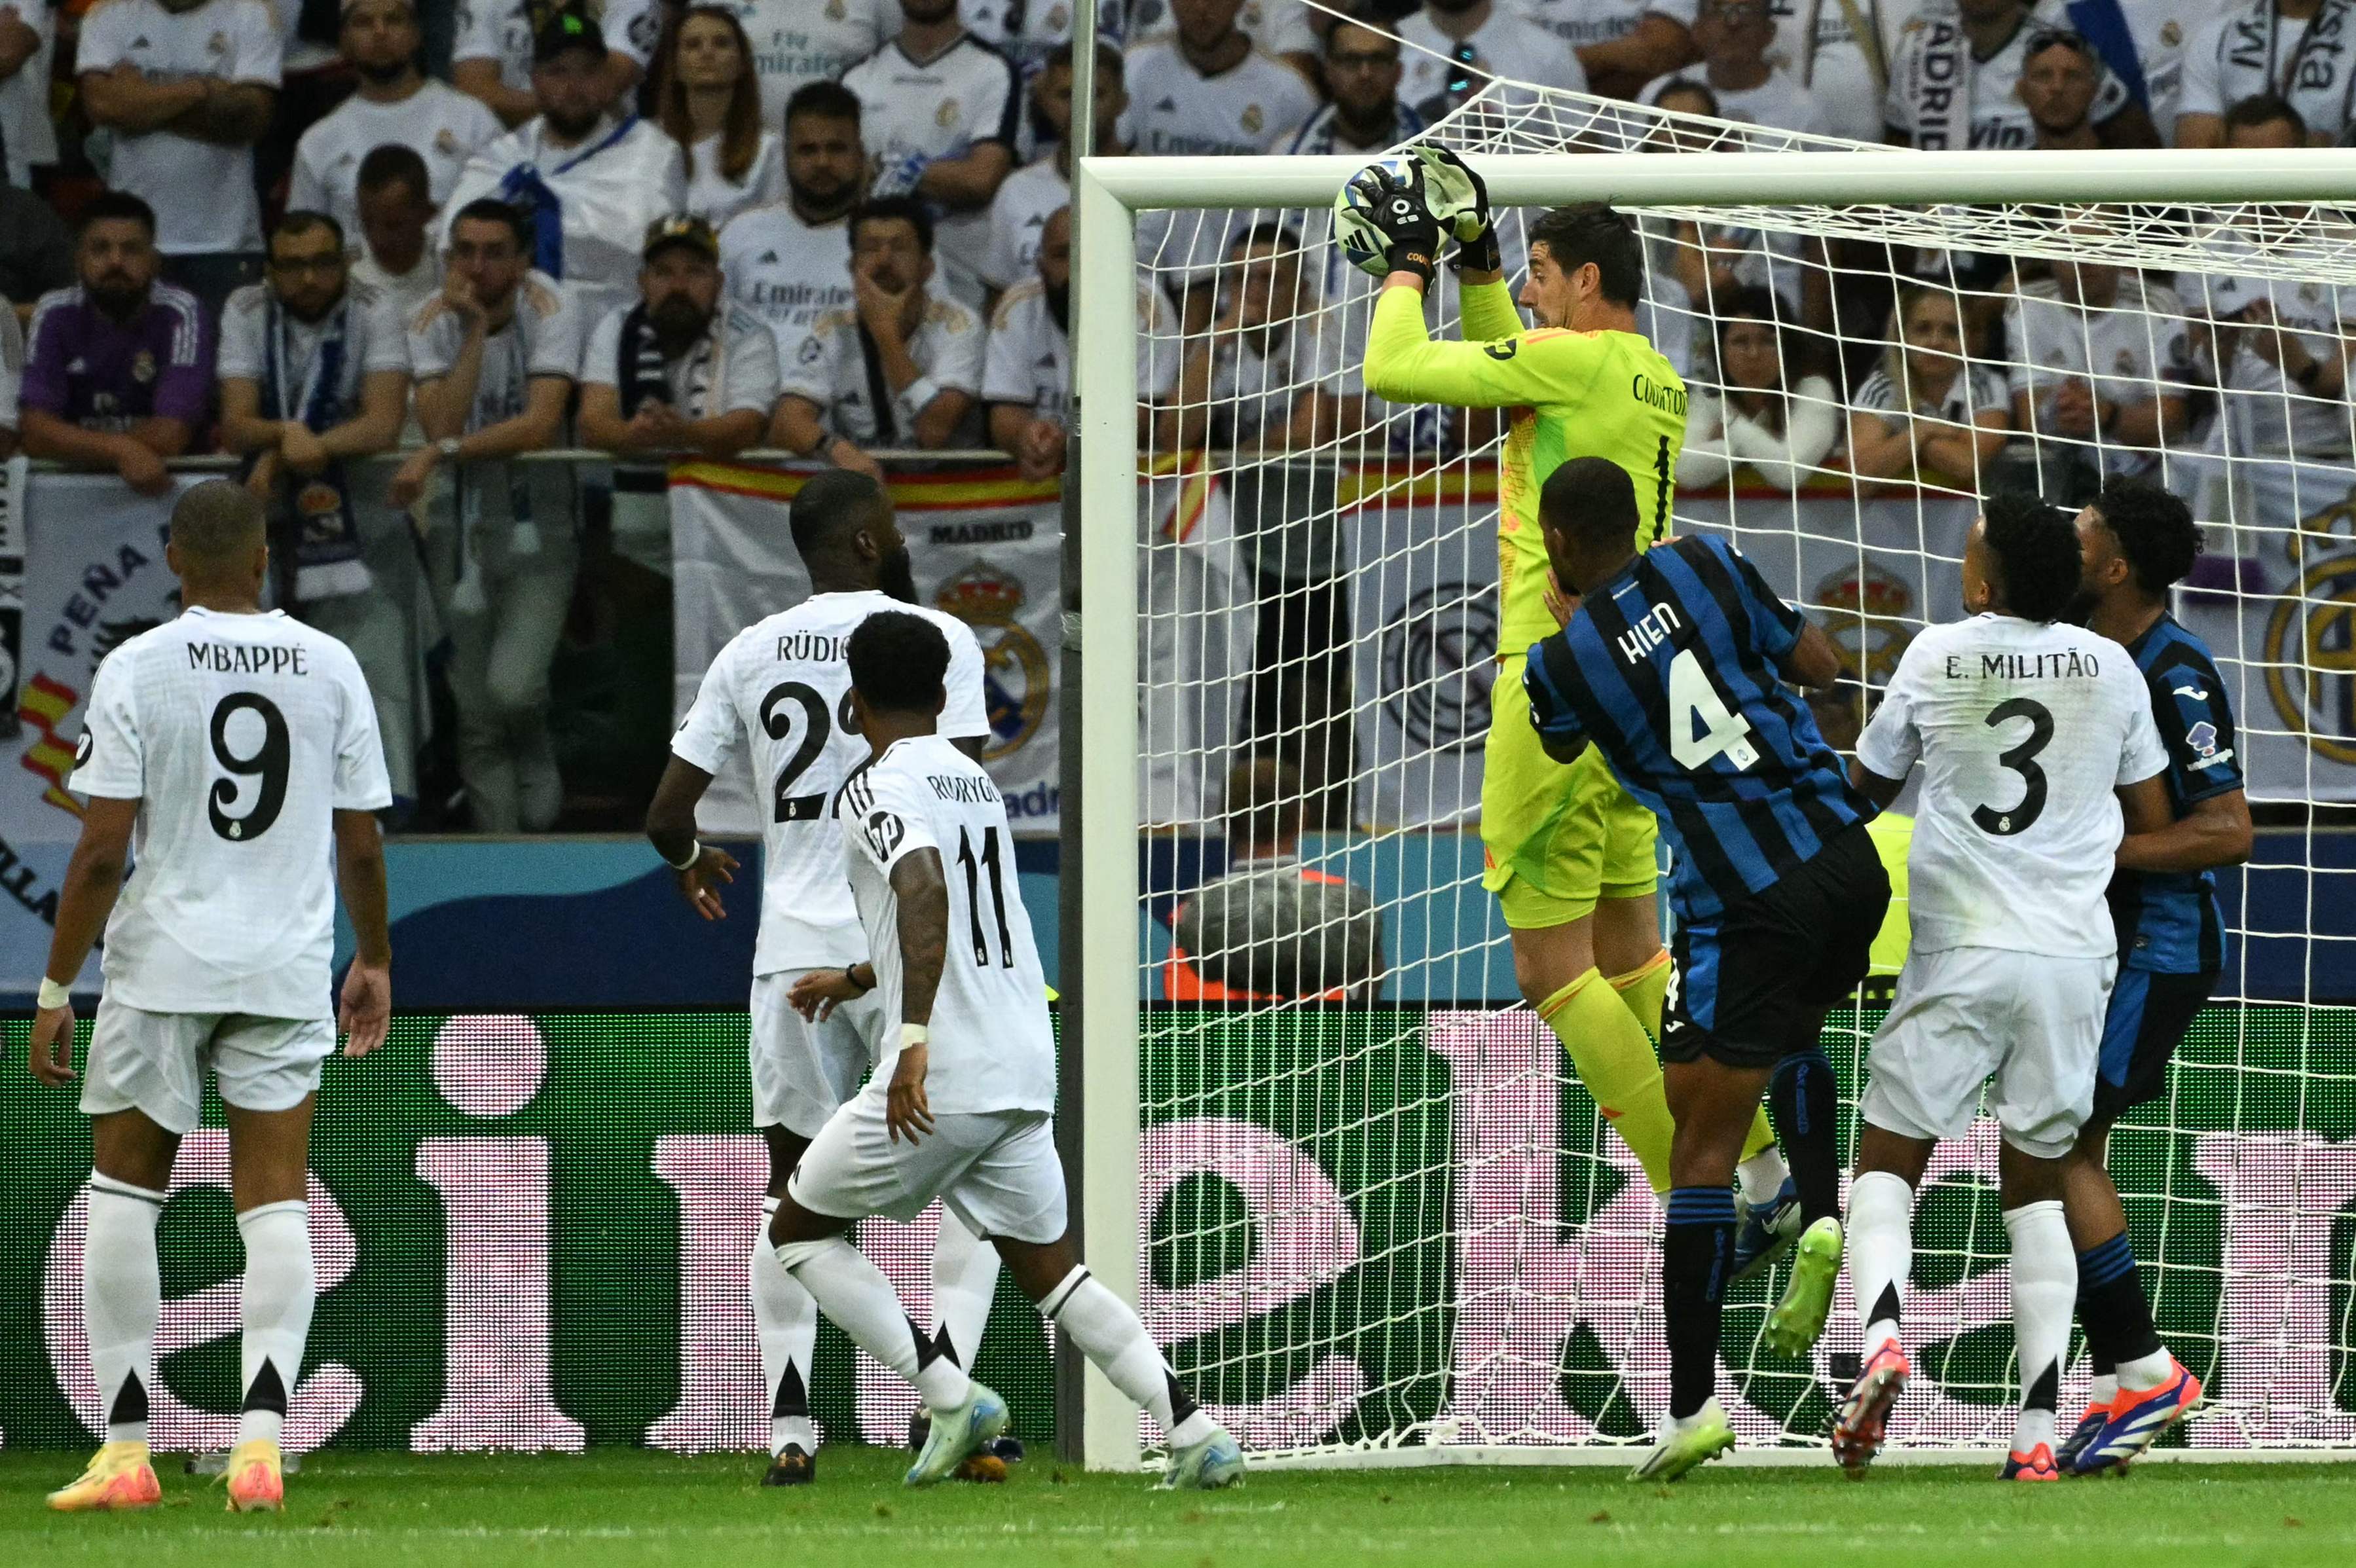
1522,534,1873,922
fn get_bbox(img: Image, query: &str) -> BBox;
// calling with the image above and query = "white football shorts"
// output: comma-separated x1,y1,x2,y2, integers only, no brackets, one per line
788,1087,1067,1245
79,998,335,1135
1860,947,2118,1159
750,969,891,1139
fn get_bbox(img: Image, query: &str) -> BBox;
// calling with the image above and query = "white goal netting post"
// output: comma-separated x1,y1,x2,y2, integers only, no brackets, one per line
1073,99,2356,1469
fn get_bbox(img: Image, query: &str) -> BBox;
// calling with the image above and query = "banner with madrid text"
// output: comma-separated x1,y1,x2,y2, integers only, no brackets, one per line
0,473,208,993
667,461,1066,838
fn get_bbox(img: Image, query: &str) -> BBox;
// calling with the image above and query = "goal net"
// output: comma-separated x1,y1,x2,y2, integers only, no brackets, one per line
1073,72,2356,1467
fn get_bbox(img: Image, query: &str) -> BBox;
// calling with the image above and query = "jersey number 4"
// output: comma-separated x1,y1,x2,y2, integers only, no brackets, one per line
208,693,290,842
1971,697,2054,836
1668,648,1759,771
760,680,859,822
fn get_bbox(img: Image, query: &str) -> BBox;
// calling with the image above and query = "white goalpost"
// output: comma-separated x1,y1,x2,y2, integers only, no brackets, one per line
1071,107,2356,1470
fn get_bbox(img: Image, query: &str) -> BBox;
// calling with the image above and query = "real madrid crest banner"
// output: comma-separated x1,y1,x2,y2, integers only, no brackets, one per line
0,473,200,992
666,461,1066,836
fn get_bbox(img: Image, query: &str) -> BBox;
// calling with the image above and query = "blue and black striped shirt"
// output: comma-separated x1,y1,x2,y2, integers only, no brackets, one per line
2108,614,2241,974
1523,534,1873,923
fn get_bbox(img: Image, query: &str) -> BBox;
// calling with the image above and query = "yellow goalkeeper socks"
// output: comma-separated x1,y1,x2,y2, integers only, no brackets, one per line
1608,950,1780,1167
1608,951,1672,1041
1539,969,1674,1194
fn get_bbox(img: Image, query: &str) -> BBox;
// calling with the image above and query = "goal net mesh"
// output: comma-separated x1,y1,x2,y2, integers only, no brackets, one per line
1122,62,2356,1461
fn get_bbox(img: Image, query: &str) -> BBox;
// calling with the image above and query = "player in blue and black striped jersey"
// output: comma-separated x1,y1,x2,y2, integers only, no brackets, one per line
2054,478,2252,1474
1522,456,1890,1482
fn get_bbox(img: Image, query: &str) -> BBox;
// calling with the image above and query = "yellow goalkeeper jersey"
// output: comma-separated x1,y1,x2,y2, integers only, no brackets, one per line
1363,278,1689,655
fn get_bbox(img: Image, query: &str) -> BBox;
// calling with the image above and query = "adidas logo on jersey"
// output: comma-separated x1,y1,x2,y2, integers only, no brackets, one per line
1156,96,1177,111
759,251,779,263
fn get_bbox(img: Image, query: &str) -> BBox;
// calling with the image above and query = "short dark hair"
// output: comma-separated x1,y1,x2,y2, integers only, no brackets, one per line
847,610,950,714
1527,203,1643,308
1228,219,1303,257
272,208,346,253
850,194,933,254
450,197,532,250
2091,477,2201,599
786,79,862,129
357,142,431,199
1224,754,1304,849
1539,456,1640,554
1044,37,1124,79
1979,490,2082,623
789,468,889,564
2222,91,2308,142
170,480,267,569
81,190,157,240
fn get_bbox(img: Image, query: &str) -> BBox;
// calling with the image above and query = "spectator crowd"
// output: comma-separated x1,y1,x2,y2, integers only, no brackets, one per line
0,0,2340,833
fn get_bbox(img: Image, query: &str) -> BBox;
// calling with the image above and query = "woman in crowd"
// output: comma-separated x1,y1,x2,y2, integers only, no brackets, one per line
1845,282,2012,485
1676,287,1839,492
657,7,784,230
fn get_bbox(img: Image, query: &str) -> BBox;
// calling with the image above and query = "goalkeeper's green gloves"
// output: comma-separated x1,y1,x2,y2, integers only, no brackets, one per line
1417,146,1500,275
1344,159,1441,284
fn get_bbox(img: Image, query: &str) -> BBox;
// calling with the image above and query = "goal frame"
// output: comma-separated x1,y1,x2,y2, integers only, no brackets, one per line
1066,145,2356,1472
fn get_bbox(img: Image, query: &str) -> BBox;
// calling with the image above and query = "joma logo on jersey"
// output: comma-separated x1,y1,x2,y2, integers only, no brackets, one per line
936,564,1048,763
1615,600,1682,665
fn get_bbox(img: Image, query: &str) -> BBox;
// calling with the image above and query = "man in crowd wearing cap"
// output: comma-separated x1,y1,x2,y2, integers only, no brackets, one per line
75,0,282,319
773,196,984,477
391,197,588,833
455,0,663,128
442,10,687,327
216,208,421,810
580,213,783,805
19,192,212,496
290,0,504,252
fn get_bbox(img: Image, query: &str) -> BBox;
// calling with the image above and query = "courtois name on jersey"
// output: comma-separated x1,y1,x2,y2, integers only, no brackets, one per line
67,608,392,1020
1856,613,2168,960
836,735,1055,1116
669,591,988,974
1523,534,1871,924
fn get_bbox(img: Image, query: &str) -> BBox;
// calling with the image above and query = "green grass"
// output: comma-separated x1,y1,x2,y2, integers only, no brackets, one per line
7,1449,2354,1567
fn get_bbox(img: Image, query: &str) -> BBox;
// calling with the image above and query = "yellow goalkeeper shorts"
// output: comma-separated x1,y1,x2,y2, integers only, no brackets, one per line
1482,653,1659,930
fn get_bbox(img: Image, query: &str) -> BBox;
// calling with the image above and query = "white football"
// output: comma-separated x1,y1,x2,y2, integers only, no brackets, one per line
1333,153,1477,280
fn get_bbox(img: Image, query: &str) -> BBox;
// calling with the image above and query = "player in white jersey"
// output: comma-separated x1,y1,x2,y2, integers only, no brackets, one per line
29,483,393,1515
1832,493,2171,1483
765,610,1244,1489
645,469,1008,1486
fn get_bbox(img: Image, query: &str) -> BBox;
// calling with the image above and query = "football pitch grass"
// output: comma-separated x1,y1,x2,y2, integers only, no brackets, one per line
7,1448,2352,1567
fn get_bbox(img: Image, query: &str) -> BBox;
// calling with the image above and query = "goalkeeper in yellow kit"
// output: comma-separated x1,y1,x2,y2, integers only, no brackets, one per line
1356,152,1807,1283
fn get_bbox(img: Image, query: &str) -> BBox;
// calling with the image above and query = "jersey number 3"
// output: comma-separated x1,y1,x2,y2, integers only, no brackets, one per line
1971,696,2054,836
1668,648,1759,771
208,693,290,842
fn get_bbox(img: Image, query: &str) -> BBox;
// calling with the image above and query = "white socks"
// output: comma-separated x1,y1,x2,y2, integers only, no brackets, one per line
85,1176,165,1446
1847,1170,1915,1356
1737,1145,1790,1209
2116,1349,2173,1393
931,1210,1001,1374
236,1199,314,1448
1039,1266,1213,1448
752,1197,819,1455
777,1236,971,1412
2003,1199,2075,1454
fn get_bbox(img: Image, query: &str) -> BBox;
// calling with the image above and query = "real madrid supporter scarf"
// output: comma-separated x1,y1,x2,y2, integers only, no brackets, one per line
255,294,371,605
614,303,727,421
496,116,643,280
1909,5,1972,151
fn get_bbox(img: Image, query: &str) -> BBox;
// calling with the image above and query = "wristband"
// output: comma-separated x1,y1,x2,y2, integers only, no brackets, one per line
845,964,875,994
37,978,70,1010
895,375,942,426
1451,228,1502,276
663,839,703,872
900,1023,929,1049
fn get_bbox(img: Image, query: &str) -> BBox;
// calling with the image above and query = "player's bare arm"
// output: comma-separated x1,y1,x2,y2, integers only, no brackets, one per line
644,756,740,921
2116,771,2175,840
1782,621,1845,692
26,795,139,1086
786,962,875,1023
333,809,394,1059
1849,756,1907,810
886,848,950,1146
2117,787,2253,873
